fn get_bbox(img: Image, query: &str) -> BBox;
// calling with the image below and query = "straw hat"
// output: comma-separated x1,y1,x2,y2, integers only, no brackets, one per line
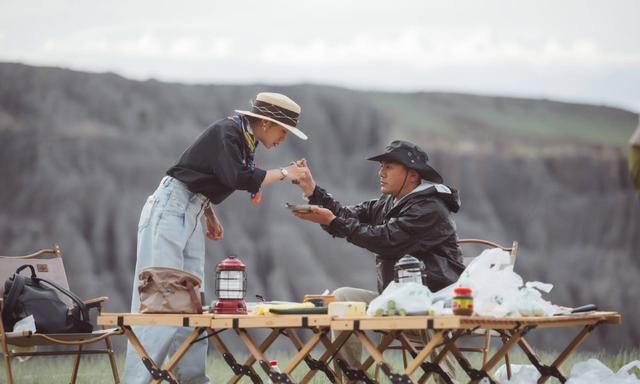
235,92,307,140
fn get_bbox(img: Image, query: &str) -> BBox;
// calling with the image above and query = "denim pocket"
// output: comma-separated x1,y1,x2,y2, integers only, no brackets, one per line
138,196,158,231
163,192,187,216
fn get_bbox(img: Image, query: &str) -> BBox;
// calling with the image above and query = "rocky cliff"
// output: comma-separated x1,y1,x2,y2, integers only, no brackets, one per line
1,63,638,351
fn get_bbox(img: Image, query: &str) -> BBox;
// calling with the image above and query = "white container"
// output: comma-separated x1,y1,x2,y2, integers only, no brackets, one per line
328,301,367,317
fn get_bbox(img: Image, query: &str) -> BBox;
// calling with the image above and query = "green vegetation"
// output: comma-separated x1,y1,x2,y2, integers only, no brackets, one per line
1,349,637,383
368,92,638,147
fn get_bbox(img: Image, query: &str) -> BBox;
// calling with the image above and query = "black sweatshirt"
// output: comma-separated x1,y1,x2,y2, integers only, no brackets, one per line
167,117,266,204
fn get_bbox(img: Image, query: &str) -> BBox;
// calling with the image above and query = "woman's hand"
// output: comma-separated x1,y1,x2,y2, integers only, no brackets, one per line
205,206,224,240
292,206,336,225
289,159,316,197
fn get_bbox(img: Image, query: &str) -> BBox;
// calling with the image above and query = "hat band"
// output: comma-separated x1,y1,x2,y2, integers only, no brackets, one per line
251,100,299,127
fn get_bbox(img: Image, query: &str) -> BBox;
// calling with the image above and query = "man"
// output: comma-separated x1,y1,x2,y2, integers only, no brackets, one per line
629,119,640,198
293,140,463,382
124,92,309,384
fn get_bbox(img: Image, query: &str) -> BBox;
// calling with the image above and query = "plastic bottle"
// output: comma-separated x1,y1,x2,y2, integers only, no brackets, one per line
268,360,281,383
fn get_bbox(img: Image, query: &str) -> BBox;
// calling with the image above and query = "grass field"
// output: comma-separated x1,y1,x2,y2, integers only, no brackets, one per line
1,349,638,383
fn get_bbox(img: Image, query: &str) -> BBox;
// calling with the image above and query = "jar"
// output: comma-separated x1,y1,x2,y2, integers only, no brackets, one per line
452,287,474,316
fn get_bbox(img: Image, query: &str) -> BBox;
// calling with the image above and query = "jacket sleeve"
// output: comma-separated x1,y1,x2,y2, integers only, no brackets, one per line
214,129,266,194
328,200,451,256
308,186,376,223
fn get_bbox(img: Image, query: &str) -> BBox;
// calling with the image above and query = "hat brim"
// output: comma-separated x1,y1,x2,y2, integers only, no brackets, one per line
367,153,443,183
235,110,308,140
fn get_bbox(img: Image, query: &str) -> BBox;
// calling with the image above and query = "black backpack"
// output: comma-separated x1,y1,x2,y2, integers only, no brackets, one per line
2,264,93,333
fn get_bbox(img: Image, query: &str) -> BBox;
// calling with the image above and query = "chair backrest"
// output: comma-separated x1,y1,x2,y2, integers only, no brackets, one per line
458,238,519,267
0,245,71,303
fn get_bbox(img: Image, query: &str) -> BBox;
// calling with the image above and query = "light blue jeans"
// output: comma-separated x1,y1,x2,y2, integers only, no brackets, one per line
123,176,210,384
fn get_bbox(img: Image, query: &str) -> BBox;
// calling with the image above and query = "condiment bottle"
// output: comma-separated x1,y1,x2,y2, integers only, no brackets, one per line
452,287,474,316
268,360,281,383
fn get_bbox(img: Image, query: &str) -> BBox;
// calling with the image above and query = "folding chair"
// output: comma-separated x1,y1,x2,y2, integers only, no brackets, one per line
0,245,121,384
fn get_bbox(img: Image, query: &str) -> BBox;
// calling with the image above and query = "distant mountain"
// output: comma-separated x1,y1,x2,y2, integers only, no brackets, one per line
1,62,638,351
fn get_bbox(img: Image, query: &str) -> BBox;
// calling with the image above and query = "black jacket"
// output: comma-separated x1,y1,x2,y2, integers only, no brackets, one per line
308,183,464,293
167,117,266,204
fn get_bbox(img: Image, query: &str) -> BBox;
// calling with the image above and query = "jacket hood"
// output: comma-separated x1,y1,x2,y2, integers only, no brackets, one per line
393,182,461,213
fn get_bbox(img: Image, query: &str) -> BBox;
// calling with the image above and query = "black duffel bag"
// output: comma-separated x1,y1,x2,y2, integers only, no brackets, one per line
2,264,93,333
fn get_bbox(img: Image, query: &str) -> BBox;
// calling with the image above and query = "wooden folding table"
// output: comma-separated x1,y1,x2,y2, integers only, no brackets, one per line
98,311,621,384
329,311,621,384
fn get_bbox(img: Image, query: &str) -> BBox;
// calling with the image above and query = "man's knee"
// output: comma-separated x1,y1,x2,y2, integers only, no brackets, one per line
332,286,354,301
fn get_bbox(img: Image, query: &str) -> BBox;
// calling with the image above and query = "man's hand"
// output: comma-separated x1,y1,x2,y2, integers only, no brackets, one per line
292,158,316,197
205,206,224,240
292,206,336,225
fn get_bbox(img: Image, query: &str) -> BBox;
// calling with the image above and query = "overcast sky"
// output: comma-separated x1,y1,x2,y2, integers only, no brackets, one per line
2,0,639,112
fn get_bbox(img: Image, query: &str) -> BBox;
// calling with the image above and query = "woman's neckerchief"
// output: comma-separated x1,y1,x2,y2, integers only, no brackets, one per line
230,115,262,203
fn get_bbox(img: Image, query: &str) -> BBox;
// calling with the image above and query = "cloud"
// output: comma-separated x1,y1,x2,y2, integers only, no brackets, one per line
29,26,639,74
255,27,640,70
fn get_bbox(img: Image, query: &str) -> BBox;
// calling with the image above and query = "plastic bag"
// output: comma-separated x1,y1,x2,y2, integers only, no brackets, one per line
515,282,555,317
11,315,36,362
366,281,433,316
433,248,556,317
566,358,640,384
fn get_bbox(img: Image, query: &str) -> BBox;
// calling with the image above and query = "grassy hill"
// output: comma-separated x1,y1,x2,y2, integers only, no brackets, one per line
369,92,638,147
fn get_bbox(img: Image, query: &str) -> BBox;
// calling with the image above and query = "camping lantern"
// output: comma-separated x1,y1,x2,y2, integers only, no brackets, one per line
213,255,248,314
394,255,426,285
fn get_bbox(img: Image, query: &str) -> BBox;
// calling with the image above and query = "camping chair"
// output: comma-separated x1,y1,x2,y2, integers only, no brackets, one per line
0,245,121,384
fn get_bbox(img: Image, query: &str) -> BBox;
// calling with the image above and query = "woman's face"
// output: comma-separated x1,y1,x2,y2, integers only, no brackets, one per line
259,121,289,149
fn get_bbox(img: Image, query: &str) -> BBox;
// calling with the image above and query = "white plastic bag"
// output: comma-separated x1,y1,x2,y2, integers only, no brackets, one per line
11,315,37,362
366,281,433,316
566,358,640,384
434,248,556,317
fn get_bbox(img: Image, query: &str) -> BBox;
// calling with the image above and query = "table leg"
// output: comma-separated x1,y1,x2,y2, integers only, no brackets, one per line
355,330,417,384
208,330,263,384
361,331,398,374
121,325,183,384
513,321,603,384
300,331,352,384
236,329,295,384
403,330,445,377
283,329,337,383
539,322,603,384
400,330,458,384
222,328,281,384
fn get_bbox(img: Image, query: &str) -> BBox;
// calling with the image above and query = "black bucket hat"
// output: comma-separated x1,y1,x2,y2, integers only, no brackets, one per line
367,140,443,183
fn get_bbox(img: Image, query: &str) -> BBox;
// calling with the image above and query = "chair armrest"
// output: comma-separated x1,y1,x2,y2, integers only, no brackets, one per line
0,297,3,311
83,296,109,310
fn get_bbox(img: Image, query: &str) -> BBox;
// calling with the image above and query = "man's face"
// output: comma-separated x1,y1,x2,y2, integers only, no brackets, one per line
378,161,409,195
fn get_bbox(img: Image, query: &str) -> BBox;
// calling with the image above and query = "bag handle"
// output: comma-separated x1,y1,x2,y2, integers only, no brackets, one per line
15,264,37,279
33,277,90,323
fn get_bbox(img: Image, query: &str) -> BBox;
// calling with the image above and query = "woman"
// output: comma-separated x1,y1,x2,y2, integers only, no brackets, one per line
123,92,308,384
